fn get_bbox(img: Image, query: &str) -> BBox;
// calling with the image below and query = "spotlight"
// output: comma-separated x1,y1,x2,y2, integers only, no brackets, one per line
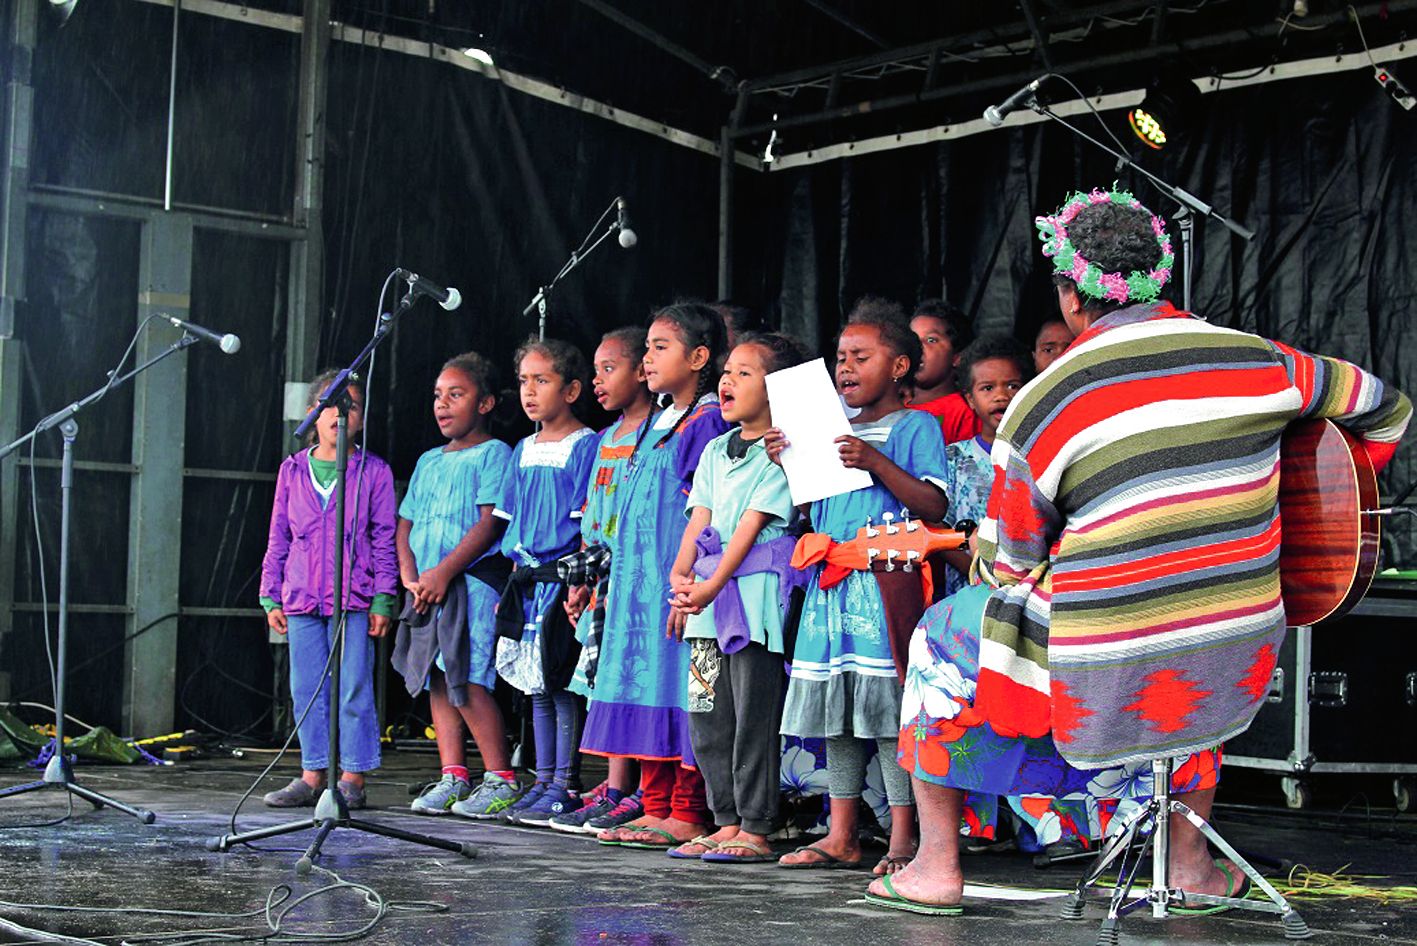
1127,76,1201,150
47,0,79,24
462,47,494,67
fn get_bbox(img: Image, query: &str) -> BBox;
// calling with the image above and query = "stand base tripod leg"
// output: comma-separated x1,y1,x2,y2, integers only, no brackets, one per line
345,816,478,858
206,816,322,852
295,818,339,876
0,780,51,801
65,780,157,824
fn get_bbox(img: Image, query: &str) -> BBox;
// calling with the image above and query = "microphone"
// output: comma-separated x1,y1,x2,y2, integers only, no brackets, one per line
396,268,462,311
615,198,638,248
983,76,1045,126
167,315,241,354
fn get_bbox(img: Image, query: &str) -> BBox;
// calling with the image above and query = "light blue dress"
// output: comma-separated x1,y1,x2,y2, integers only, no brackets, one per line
780,408,948,740
399,438,511,689
940,436,994,597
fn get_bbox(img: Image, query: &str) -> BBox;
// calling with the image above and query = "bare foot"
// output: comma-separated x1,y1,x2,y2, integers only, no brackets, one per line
600,814,665,843
778,833,861,867
867,854,962,906
612,816,707,846
671,825,739,857
873,849,915,876
1171,857,1241,898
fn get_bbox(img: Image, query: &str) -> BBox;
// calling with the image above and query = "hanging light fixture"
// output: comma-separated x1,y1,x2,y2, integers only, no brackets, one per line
1127,76,1202,150
48,0,80,24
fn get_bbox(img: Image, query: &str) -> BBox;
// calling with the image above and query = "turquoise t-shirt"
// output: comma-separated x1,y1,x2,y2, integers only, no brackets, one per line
682,431,796,653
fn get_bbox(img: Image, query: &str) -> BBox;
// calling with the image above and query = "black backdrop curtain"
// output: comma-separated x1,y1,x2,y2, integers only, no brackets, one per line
10,2,1415,734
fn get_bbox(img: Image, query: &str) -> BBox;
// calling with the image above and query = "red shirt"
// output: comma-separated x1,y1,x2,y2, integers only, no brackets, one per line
910,391,980,444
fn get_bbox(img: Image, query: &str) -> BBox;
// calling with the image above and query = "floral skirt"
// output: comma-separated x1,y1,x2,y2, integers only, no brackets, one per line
898,583,1221,846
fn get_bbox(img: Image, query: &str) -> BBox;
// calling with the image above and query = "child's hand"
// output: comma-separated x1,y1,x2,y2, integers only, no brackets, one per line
368,614,391,638
418,565,453,606
835,434,883,473
564,585,591,624
665,606,688,641
676,580,717,613
669,571,696,596
404,581,429,614
266,608,288,635
764,427,790,466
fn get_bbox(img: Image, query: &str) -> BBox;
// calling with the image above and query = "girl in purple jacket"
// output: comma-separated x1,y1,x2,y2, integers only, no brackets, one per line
259,368,399,810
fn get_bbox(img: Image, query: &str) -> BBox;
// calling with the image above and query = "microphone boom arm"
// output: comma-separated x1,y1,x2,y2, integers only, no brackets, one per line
520,196,632,339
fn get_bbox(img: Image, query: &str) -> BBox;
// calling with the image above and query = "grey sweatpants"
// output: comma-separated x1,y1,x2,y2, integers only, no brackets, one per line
687,639,786,836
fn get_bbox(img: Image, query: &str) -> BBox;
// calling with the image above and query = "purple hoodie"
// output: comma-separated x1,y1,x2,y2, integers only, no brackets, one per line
260,448,399,616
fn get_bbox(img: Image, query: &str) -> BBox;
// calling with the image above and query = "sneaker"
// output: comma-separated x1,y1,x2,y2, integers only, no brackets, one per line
498,780,549,822
410,774,472,815
337,779,367,811
549,790,615,834
585,791,644,835
514,784,579,827
450,772,525,820
263,777,321,808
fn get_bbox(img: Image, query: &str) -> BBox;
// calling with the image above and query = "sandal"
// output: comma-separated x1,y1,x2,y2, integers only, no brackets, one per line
616,825,684,850
864,875,964,916
1171,860,1253,916
701,839,775,864
778,844,862,870
667,836,720,859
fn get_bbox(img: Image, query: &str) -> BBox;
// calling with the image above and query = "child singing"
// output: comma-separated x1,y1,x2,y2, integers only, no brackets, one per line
769,303,948,874
392,352,520,819
665,332,808,862
260,369,396,810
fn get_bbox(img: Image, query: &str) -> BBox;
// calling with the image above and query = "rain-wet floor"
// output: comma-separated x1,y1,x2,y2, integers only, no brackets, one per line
0,752,1413,946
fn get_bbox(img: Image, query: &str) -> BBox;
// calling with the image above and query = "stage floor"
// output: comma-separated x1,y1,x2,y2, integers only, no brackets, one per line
0,750,1413,945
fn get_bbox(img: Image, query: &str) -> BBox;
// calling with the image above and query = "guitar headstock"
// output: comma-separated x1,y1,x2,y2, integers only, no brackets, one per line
840,508,971,572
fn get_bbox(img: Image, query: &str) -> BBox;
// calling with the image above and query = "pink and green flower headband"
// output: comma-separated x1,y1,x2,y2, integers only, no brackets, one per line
1035,187,1174,305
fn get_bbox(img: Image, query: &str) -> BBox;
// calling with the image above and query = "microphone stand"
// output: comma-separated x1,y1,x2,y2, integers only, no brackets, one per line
521,197,632,340
207,279,476,873
1028,100,1255,310
0,333,204,824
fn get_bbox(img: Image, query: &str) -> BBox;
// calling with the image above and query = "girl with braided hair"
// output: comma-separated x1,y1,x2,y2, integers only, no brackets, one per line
582,302,731,849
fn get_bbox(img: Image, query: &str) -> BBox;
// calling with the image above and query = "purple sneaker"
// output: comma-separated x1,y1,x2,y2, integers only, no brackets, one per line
585,791,644,835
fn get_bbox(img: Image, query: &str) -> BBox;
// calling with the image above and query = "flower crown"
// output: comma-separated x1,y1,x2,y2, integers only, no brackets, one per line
1035,187,1173,305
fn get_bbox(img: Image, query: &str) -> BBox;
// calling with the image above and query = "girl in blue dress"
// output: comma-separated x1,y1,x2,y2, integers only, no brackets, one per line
769,301,948,872
583,302,730,849
493,338,599,825
552,327,655,834
393,352,518,819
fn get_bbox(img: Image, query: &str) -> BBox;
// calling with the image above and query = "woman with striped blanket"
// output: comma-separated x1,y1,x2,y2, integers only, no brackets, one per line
868,187,1411,916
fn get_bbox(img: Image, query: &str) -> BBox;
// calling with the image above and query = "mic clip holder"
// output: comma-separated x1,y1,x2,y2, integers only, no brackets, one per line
520,195,632,340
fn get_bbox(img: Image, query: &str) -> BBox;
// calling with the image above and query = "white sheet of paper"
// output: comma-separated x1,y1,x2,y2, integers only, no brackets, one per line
765,358,873,506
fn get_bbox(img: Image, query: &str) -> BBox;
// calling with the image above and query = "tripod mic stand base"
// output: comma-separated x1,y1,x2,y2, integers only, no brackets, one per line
0,751,157,825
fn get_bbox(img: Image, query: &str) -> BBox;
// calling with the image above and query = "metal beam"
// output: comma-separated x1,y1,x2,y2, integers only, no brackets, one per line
124,212,193,737
717,89,750,299
800,0,890,50
574,0,738,90
27,185,304,237
286,0,328,444
1018,0,1054,72
732,0,1415,140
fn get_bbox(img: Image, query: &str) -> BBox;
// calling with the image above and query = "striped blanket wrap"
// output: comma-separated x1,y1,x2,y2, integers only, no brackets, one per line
973,303,1411,769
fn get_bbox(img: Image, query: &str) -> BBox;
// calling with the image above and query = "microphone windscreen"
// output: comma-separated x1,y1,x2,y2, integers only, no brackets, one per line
220,334,242,355
441,287,463,311
618,228,638,249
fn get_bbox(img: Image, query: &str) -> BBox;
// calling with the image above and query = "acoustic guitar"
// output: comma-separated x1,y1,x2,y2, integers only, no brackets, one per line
826,512,973,571
1278,419,1382,626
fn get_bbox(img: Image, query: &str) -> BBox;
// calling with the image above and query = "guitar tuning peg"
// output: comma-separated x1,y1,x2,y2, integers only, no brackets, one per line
884,549,897,572
866,515,880,538
883,511,899,535
902,561,914,573
867,547,881,562
903,505,919,532
905,550,920,561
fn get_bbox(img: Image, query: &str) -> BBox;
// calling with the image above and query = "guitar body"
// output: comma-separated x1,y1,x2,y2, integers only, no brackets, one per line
1279,419,1381,626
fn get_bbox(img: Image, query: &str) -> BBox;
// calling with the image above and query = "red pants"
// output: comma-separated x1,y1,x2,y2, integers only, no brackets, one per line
639,759,708,823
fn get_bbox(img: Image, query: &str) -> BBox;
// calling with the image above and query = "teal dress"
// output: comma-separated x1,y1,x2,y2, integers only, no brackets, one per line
581,398,730,761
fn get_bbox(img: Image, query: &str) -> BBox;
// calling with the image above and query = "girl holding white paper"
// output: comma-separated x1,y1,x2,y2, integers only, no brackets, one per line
768,305,948,875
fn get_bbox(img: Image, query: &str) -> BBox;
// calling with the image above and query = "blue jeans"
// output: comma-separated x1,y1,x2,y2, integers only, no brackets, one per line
286,612,381,773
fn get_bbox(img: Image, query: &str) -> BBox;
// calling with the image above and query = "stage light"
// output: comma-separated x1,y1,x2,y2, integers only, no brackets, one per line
1127,76,1201,150
462,48,494,67
48,0,79,24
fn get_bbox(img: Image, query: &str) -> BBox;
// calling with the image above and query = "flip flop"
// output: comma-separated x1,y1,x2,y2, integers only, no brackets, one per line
863,874,964,916
1171,860,1253,915
617,825,684,850
702,839,776,864
598,821,650,846
667,836,720,860
778,844,862,870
